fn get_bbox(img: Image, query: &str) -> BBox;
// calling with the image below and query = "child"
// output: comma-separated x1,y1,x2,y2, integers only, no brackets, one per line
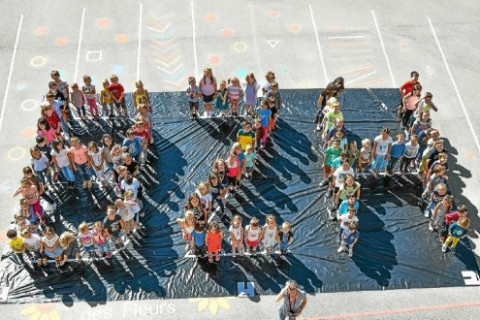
21,228,43,266
7,229,25,263
265,82,283,130
411,111,432,138
347,140,359,170
228,77,243,116
322,139,342,184
100,79,114,118
133,80,150,111
442,217,470,253
338,222,359,257
184,193,207,225
110,144,123,178
400,134,419,173
124,189,143,225
243,144,257,180
338,207,359,243
59,231,81,265
371,127,392,176
13,178,45,224
278,222,293,255
430,195,453,232
122,129,142,160
109,74,128,117
424,182,448,218
245,217,262,255
262,71,276,96
212,158,229,186
101,134,115,174
121,152,140,177
87,141,106,185
131,120,151,164
186,76,201,120
70,83,87,120
208,173,227,215
262,215,279,253
177,210,196,243
335,174,361,205
30,146,50,186
103,205,124,249
237,121,256,151
401,85,421,129
256,100,272,149
229,215,244,257
244,73,259,116
199,67,217,108
137,104,154,130
120,173,142,202
196,182,212,216
45,92,69,138
386,133,405,175
51,140,76,189
440,205,468,243
78,222,95,257
206,221,223,262
415,92,438,120
226,152,241,195
82,75,99,119
323,100,343,140
232,142,247,176
41,103,63,142
40,226,63,266
357,139,372,177
37,118,57,145
93,221,113,258
216,79,229,117
337,194,360,219
253,118,264,150
191,223,207,257
69,136,93,190
51,70,69,108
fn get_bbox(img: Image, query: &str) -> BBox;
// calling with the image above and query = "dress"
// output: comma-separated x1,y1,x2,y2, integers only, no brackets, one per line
206,231,222,252
216,89,230,110
245,82,257,106
263,225,278,248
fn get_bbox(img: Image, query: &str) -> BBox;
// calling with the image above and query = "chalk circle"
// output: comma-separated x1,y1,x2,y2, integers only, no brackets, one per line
30,56,47,68
233,42,248,53
7,147,27,161
21,99,39,111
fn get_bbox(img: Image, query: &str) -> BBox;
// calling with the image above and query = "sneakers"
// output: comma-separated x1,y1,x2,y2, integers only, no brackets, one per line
428,225,434,232
424,210,430,218
319,179,329,187
442,244,447,253
348,247,353,257
337,246,344,253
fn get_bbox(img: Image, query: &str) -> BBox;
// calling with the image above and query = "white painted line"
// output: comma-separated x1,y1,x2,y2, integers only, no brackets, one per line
0,14,23,135
74,7,86,82
156,63,184,74
309,4,328,86
328,35,366,39
371,10,396,87
266,40,281,48
147,24,171,34
86,50,102,62
190,0,198,80
345,70,377,85
428,17,480,156
137,3,143,81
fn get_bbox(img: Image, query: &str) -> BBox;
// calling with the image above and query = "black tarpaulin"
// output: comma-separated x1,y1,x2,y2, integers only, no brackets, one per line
1,89,479,305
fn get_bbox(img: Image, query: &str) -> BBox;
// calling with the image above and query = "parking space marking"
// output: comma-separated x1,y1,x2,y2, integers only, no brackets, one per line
428,17,480,155
74,7,86,82
0,14,23,135
371,9,396,87
308,4,328,85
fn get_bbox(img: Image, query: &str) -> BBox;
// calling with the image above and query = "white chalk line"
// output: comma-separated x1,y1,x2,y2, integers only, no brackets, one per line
73,7,86,82
137,3,143,81
371,9,396,87
190,1,199,80
309,4,328,86
345,70,377,85
328,35,366,39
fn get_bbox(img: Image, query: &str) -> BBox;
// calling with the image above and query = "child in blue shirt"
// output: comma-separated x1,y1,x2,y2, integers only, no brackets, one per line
442,217,470,253
256,100,272,149
386,133,405,175
278,222,293,255
191,223,206,257
338,223,359,257
337,194,359,218
122,129,142,158
243,144,257,180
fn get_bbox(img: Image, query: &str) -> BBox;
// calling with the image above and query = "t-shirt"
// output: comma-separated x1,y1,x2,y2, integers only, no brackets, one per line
237,129,256,150
186,85,201,102
78,231,94,246
340,214,359,230
257,108,272,127
324,111,343,133
103,215,122,233
325,147,342,167
228,85,242,100
246,225,261,241
124,160,139,175
400,79,420,96
125,200,141,215
337,200,359,215
244,152,256,168
38,129,56,145
121,178,141,199
87,149,103,167
227,158,240,178
403,142,419,159
342,229,359,245
38,144,52,161
31,154,49,171
109,83,125,101
55,80,69,99
333,167,355,188
338,182,361,201
229,225,243,241
8,236,24,252
118,207,135,222
196,190,212,208
417,100,437,114
374,135,393,156
42,234,59,248
444,212,460,226
100,89,113,104
331,156,345,170
191,230,206,246
69,145,88,165
449,222,468,238
390,142,406,158
23,234,41,251
82,84,96,100
123,137,142,157
51,148,70,168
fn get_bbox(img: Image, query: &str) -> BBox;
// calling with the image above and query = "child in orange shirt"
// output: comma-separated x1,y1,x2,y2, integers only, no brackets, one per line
205,221,223,263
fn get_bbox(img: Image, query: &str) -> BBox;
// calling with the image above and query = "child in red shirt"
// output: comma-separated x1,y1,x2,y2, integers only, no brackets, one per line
41,103,62,141
205,221,223,263
440,204,468,242
108,74,128,118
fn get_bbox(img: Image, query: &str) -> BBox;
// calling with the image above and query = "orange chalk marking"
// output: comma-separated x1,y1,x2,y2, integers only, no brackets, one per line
55,37,69,46
288,24,300,33
221,28,234,37
21,127,36,138
115,34,128,43
208,54,220,64
34,26,48,36
96,18,110,28
465,150,474,162
268,11,279,19
205,13,215,22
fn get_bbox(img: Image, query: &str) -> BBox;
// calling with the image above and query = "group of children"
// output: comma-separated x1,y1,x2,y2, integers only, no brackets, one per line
315,72,471,256
7,71,155,267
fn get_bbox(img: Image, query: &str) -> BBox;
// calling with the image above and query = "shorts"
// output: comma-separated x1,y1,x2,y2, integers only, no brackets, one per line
246,239,260,248
202,94,215,103
371,154,387,171
189,101,199,112
122,219,135,233
113,100,127,109
324,164,333,176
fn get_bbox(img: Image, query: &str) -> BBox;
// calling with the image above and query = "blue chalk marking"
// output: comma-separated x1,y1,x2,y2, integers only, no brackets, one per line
16,83,27,91
112,65,125,75
59,69,67,79
236,68,248,79
281,66,287,74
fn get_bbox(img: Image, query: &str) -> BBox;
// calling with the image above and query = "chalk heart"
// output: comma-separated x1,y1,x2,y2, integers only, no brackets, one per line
220,28,233,37
268,11,279,18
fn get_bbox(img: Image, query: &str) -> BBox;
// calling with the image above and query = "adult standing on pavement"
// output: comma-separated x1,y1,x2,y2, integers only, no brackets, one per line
275,280,307,320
